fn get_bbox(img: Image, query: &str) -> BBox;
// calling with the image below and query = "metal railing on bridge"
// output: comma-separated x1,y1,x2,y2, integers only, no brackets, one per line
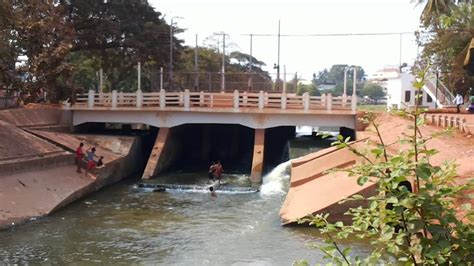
73,90,357,112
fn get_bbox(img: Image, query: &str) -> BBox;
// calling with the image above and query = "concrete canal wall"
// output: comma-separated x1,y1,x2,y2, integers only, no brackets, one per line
0,108,147,230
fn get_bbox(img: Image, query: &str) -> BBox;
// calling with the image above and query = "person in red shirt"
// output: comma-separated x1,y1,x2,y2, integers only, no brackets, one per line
75,143,84,173
214,160,224,183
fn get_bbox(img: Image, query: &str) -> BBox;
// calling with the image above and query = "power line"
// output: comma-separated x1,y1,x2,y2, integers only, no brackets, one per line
241,31,416,37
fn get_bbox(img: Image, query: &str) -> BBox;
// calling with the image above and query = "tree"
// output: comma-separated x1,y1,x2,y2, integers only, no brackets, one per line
415,0,474,94
0,2,18,92
361,82,386,103
296,83,320,96
175,47,271,91
314,65,365,86
66,0,178,92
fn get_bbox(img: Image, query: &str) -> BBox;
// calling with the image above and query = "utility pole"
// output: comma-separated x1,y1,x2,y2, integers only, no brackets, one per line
137,62,141,91
399,33,402,68
221,33,226,92
168,16,182,90
343,68,348,96
353,66,357,95
169,18,174,90
194,34,199,90
248,34,253,90
277,20,281,91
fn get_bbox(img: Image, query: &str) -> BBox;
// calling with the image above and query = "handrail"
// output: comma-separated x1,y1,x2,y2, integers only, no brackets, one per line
72,89,357,112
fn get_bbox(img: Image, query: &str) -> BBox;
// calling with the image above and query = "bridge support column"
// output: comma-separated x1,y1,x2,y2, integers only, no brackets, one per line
142,128,170,179
250,128,265,183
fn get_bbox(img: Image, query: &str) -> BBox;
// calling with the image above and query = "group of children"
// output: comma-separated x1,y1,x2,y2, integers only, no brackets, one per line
75,143,104,177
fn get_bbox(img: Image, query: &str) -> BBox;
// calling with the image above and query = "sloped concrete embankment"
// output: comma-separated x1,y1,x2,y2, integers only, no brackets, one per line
0,108,146,230
279,139,376,225
24,131,147,215
280,112,474,225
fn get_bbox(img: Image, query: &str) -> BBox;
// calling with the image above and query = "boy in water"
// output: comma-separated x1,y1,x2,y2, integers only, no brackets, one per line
209,186,217,198
208,161,216,183
214,160,224,183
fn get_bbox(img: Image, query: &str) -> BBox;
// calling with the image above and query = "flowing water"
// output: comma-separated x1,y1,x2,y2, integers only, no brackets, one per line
0,136,369,265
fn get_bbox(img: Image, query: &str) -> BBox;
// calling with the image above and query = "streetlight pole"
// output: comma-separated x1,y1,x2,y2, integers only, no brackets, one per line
194,34,199,90
221,33,225,92
169,16,182,90
248,34,253,90
343,68,348,96
169,17,173,90
277,20,281,91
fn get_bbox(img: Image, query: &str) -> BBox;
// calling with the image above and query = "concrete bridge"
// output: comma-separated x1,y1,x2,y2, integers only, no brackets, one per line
67,89,358,182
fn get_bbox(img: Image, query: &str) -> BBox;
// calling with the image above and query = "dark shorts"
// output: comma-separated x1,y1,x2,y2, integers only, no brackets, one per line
208,172,214,179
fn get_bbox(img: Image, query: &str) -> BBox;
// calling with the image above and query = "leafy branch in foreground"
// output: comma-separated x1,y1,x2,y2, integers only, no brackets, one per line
296,69,474,265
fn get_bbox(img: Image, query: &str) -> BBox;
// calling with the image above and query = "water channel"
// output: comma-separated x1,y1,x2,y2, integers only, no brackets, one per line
0,135,369,265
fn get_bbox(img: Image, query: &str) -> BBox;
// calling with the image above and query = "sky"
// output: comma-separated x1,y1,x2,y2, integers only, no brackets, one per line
148,0,425,81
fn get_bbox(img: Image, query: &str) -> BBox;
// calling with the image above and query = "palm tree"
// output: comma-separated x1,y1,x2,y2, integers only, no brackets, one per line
415,0,472,26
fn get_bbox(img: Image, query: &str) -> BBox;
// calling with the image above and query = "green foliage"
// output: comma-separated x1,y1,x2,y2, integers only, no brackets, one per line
297,83,321,96
415,0,473,94
314,65,365,86
301,68,474,265
361,82,386,103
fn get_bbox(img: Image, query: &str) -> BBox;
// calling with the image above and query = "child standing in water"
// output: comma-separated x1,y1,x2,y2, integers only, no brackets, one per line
209,186,217,198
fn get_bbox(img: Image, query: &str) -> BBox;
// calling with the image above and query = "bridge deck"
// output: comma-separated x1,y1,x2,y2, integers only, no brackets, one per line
68,90,357,115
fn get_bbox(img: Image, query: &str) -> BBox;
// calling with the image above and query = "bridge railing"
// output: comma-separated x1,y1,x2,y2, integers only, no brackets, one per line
73,90,357,112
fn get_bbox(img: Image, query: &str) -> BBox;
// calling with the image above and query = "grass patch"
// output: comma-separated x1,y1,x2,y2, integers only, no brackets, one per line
357,104,387,112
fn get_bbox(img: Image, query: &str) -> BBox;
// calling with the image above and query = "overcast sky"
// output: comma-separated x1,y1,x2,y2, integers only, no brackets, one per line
148,0,424,81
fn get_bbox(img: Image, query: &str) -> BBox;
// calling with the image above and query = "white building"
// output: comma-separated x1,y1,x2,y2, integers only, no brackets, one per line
369,67,453,110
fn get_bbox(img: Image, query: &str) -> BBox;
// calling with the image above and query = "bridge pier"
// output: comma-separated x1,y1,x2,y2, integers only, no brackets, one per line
250,129,265,183
142,128,170,179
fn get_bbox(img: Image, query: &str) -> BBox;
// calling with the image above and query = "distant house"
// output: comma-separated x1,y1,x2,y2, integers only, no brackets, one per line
318,84,336,92
369,66,454,110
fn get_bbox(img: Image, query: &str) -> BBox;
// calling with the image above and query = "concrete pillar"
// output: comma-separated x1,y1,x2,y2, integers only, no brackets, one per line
179,91,184,106
112,90,118,108
88,90,95,108
321,93,326,107
281,92,287,109
303,92,309,111
258,91,264,109
233,90,239,109
327,93,332,111
159,89,166,108
351,94,357,112
200,91,205,106
136,89,143,108
243,91,248,105
342,94,347,107
250,128,265,183
184,89,190,110
142,128,170,179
